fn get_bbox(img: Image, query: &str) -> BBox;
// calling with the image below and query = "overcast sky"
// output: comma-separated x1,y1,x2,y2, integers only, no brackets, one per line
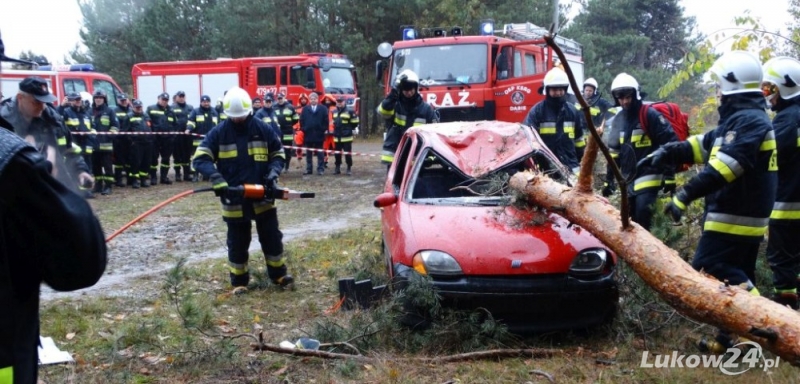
0,0,794,64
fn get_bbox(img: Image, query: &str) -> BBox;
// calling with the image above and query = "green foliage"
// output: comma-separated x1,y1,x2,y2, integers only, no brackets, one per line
10,50,49,68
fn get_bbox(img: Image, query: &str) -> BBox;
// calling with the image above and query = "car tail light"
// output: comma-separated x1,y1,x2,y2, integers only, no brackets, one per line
569,248,608,277
412,250,463,276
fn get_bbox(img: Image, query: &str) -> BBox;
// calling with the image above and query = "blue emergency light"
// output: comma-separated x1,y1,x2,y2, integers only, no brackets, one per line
480,19,494,35
402,27,417,40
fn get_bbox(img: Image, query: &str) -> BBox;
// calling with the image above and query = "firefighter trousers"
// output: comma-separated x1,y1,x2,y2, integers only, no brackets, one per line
226,209,286,285
629,189,658,231
692,235,759,287
333,141,352,167
767,223,800,291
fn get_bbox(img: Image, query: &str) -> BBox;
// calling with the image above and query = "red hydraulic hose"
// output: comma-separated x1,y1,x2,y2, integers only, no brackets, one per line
105,187,212,242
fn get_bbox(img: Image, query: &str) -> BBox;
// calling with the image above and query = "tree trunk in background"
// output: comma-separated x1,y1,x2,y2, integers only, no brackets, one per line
509,164,800,367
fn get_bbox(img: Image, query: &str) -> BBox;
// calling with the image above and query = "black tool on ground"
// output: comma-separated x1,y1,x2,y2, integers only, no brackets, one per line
337,278,388,310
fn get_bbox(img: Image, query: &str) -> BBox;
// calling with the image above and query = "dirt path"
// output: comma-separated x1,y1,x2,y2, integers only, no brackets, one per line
42,140,387,300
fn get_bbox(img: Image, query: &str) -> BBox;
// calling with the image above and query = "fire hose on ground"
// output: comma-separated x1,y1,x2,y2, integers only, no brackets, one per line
104,184,315,242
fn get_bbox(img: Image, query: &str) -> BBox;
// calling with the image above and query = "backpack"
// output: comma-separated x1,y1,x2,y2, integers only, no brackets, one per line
639,101,691,171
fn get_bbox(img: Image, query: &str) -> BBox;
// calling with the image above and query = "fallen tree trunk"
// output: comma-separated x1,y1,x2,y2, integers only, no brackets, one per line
509,136,800,366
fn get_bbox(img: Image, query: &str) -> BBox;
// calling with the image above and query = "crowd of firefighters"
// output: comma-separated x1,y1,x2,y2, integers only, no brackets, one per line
54,88,360,198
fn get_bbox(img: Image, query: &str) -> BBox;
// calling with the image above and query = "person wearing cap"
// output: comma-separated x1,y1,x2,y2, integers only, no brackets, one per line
127,99,153,188
89,90,119,195
113,93,133,187
252,97,263,113
186,95,219,181
331,96,358,175
171,91,194,182
299,92,329,175
0,77,93,191
254,93,281,138
60,92,97,197
274,92,299,171
146,92,177,185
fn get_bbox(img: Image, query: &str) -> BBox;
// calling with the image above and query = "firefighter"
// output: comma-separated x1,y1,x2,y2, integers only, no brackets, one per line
331,96,358,175
147,92,176,185
192,86,293,291
762,57,800,309
641,51,776,352
171,91,194,182
299,92,329,175
578,78,615,135
215,97,227,121
113,93,133,187
274,92,299,171
294,93,309,161
252,96,263,113
1,78,93,194
60,92,96,197
254,93,281,138
378,69,437,167
604,72,678,230
90,90,119,195
127,99,153,188
186,95,219,181
522,67,586,174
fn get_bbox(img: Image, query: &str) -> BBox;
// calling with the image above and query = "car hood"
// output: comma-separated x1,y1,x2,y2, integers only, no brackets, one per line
405,203,607,275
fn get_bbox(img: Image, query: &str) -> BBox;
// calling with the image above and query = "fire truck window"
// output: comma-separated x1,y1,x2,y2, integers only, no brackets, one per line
496,47,511,80
257,67,277,86
280,67,287,85
63,79,87,94
289,67,308,86
524,53,537,75
93,80,118,109
513,51,522,78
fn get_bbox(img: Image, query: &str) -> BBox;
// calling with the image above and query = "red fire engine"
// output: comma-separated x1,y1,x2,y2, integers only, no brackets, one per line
131,53,359,110
376,22,583,122
0,64,125,107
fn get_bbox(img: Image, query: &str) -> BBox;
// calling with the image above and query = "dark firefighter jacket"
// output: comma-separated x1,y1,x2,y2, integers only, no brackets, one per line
606,99,678,194
171,102,194,131
577,93,615,129
378,93,437,163
192,115,285,222
187,106,219,147
91,104,119,152
128,111,152,144
299,104,330,144
670,93,776,243
146,104,176,135
770,97,800,225
114,104,132,146
274,103,299,142
0,99,89,190
61,105,95,154
523,96,586,171
254,106,282,138
0,128,106,384
332,106,359,143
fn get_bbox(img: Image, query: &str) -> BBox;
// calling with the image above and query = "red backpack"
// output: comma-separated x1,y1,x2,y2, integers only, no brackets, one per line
639,101,691,171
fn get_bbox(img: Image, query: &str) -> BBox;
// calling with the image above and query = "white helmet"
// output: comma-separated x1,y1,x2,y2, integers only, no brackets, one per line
543,68,569,90
583,77,598,90
395,69,420,90
222,87,252,118
610,73,640,100
709,50,762,95
762,56,800,100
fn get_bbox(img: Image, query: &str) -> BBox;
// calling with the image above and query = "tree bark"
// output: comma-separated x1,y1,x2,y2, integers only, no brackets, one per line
509,137,800,366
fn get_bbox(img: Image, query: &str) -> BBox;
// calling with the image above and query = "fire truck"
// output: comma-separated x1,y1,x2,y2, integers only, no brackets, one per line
0,64,126,107
131,53,360,110
375,22,583,122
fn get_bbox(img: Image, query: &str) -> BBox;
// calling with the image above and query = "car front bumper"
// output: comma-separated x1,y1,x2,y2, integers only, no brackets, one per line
393,263,618,332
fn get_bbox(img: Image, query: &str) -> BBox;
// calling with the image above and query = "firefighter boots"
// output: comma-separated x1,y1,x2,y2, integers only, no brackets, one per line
114,169,125,187
346,165,351,176
132,179,140,189
272,274,294,289
334,165,341,175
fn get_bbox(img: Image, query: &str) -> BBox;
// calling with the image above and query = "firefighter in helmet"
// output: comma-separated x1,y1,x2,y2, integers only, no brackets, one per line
90,89,119,195
522,67,585,173
378,69,437,167
192,86,293,291
639,51,776,353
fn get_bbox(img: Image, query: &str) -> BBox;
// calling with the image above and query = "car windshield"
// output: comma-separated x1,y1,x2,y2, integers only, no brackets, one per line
391,44,488,86
321,67,356,94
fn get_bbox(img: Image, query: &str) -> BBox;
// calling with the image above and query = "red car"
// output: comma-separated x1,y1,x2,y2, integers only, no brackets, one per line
374,121,618,331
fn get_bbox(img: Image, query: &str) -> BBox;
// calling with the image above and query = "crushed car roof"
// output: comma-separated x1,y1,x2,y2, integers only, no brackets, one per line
408,121,550,178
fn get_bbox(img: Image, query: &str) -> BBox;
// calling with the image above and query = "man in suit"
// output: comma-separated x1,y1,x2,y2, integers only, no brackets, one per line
299,92,328,175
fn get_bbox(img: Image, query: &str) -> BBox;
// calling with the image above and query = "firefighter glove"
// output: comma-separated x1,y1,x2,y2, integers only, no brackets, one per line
265,169,280,183
210,173,229,197
601,182,615,197
662,176,677,195
664,189,689,223
387,87,400,103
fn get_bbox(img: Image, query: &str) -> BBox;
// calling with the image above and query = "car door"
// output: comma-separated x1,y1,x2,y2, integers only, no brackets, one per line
381,133,419,276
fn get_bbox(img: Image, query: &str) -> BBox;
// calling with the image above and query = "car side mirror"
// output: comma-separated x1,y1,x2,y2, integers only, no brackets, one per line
374,192,398,208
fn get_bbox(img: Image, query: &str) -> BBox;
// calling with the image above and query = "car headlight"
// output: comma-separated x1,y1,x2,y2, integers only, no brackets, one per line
412,250,463,276
569,248,608,276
